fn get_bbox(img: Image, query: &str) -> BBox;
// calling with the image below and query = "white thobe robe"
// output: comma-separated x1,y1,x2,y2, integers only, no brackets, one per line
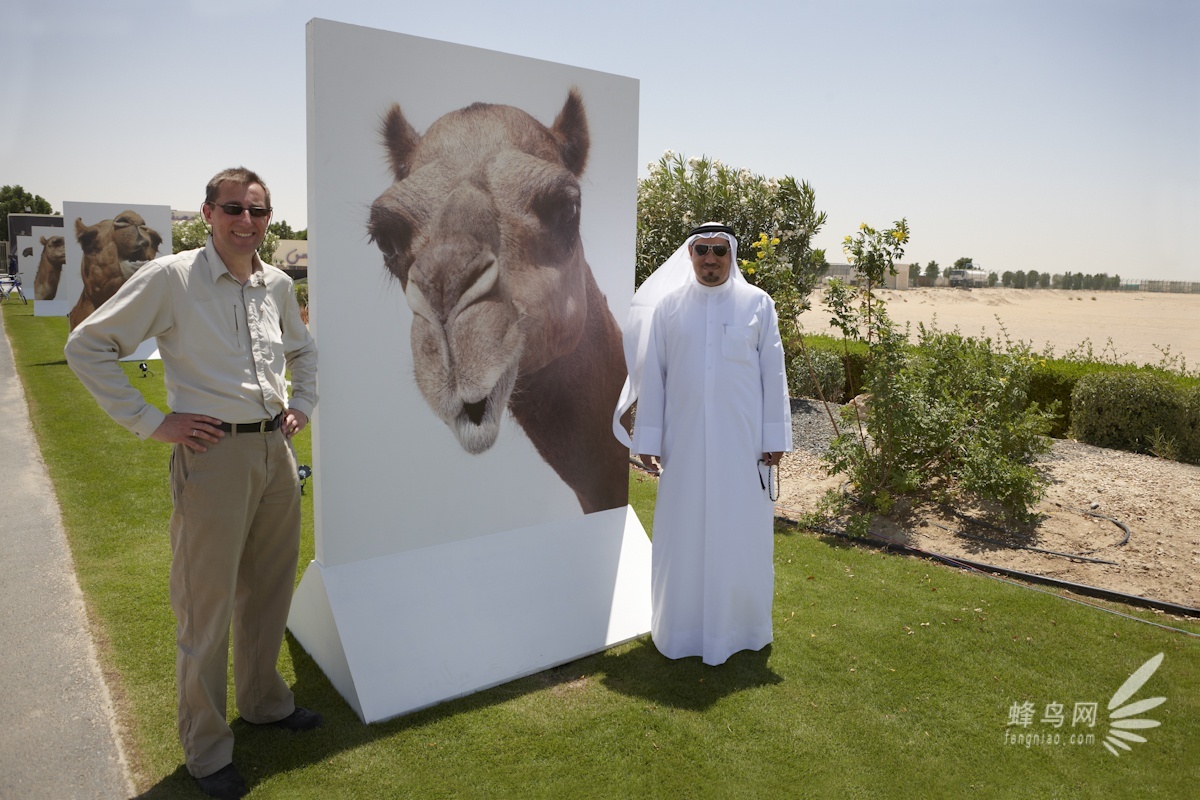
632,277,792,666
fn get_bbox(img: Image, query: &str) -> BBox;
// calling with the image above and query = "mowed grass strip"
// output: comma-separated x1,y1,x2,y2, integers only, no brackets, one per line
6,302,1197,799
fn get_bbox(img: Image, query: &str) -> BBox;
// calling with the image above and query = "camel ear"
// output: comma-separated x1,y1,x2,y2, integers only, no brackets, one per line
40,236,48,246
148,229,163,253
75,218,102,253
381,103,421,181
552,88,589,177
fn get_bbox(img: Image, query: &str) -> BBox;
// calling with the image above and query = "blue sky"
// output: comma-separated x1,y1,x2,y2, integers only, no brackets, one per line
3,0,1196,281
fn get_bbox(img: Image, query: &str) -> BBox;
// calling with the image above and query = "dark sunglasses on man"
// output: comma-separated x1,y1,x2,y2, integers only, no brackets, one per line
207,202,273,219
692,243,729,257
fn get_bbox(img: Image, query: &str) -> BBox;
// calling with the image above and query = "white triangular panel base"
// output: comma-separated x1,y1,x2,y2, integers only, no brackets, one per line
288,505,651,723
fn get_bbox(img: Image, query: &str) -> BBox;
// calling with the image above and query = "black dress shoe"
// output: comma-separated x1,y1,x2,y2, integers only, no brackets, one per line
265,706,324,731
196,763,248,799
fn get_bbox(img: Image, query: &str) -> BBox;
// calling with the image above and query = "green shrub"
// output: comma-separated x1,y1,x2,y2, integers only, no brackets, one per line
1070,372,1189,456
791,345,845,402
823,313,1053,524
1028,359,1106,438
1181,384,1200,464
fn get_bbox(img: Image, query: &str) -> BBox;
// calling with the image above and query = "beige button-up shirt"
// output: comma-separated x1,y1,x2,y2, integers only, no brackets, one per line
65,238,317,440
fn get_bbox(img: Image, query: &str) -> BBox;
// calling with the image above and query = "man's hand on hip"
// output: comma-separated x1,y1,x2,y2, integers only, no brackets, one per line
152,412,225,452
283,408,309,438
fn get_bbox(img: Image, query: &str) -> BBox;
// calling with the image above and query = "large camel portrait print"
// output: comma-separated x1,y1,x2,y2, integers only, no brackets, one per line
68,210,163,330
368,89,629,514
34,235,66,300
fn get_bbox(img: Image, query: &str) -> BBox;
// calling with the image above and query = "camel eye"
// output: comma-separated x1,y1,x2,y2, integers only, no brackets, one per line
531,182,581,239
368,207,415,283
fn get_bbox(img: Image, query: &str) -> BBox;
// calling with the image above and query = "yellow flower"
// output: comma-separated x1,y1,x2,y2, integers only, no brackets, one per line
771,237,780,245
747,267,756,274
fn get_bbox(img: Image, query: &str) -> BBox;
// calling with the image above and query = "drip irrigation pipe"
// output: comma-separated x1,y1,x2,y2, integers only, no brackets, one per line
776,514,1199,624
926,521,1118,565
630,459,1197,623
840,484,1130,565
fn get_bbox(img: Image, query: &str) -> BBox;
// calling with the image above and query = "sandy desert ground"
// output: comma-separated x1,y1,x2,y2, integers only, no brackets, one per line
799,286,1200,369
776,286,1200,612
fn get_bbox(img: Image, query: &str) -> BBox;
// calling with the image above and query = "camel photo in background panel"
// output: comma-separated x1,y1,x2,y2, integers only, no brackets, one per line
368,89,628,514
68,210,163,330
34,234,66,300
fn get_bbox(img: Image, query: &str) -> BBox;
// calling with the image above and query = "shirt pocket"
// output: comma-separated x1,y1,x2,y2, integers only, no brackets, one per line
721,324,758,364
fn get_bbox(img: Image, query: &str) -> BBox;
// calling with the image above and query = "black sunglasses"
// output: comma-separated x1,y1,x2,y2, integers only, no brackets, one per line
208,202,272,218
693,243,729,257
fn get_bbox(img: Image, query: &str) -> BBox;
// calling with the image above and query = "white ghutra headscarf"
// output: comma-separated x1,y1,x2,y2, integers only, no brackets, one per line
612,223,741,447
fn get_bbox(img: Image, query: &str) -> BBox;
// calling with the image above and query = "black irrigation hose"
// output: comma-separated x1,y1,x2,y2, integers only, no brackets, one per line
926,521,1119,565
841,484,1129,565
629,459,1198,623
776,515,1200,625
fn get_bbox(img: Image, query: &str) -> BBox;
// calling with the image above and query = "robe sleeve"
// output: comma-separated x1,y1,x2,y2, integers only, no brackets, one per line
630,305,667,457
759,295,793,453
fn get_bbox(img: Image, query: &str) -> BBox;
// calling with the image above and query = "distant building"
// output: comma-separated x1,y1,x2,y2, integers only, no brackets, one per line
822,263,910,290
273,239,308,280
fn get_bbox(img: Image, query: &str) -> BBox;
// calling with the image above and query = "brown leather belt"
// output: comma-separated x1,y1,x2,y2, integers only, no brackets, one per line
217,413,283,433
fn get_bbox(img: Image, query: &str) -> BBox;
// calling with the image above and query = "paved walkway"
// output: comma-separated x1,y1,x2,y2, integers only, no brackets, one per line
0,315,133,798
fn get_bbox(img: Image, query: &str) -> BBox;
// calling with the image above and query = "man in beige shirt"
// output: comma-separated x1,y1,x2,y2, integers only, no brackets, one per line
65,167,318,800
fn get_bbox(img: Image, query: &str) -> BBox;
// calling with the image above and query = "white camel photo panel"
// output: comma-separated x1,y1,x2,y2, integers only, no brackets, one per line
22,227,66,303
55,202,171,361
290,19,649,723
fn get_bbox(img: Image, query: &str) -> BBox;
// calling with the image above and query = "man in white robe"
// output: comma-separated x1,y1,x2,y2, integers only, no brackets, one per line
629,223,792,666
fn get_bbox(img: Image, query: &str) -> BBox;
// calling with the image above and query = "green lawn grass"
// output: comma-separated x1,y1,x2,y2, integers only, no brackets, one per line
5,302,1197,799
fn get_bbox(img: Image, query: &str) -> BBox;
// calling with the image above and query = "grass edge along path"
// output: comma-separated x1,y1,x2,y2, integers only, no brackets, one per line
4,303,1197,799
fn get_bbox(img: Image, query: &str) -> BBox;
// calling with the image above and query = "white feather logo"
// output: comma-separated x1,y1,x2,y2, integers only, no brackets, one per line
1103,652,1166,757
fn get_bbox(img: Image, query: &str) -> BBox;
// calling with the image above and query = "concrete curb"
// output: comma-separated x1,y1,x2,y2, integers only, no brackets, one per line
0,311,135,799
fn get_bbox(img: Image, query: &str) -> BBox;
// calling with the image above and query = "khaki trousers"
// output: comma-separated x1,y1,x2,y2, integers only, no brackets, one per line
169,428,301,778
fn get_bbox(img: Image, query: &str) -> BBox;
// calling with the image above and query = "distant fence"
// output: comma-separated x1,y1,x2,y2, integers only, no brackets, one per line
1134,281,1200,294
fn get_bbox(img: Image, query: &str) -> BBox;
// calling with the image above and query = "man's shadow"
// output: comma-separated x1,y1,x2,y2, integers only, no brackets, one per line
594,639,783,711
131,635,781,796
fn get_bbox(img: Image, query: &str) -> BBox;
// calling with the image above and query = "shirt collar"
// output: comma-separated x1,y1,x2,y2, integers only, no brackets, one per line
204,236,267,286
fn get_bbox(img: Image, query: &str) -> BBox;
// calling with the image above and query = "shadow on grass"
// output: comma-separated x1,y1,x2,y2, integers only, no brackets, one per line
133,633,782,797
594,639,782,709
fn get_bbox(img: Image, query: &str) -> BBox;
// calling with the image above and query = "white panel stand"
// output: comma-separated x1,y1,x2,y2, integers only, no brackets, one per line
288,506,651,723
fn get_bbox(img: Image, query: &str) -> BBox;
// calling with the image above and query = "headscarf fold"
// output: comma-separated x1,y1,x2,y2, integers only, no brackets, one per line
612,223,741,447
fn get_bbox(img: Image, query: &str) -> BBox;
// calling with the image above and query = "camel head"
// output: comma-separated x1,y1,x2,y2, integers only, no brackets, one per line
368,89,592,454
39,235,66,268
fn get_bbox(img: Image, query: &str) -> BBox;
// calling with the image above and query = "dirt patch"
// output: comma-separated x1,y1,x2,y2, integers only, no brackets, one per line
775,441,1200,611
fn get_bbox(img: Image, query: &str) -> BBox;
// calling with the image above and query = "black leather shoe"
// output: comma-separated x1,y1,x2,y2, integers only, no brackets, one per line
266,706,324,731
196,763,248,799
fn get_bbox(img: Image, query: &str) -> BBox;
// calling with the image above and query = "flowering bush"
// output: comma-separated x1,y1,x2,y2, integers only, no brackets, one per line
636,151,827,296
637,151,830,395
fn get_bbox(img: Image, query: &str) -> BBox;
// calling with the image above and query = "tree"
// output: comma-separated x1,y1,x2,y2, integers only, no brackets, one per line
953,257,975,270
1001,271,1014,287
908,262,921,283
923,260,940,281
268,220,307,240
988,271,999,287
637,152,827,295
1026,269,1039,288
172,217,279,263
1013,270,1027,289
1,185,55,241
637,152,830,396
843,219,909,340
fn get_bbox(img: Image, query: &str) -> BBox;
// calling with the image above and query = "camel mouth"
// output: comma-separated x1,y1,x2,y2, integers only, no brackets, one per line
463,399,487,425
448,359,519,455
